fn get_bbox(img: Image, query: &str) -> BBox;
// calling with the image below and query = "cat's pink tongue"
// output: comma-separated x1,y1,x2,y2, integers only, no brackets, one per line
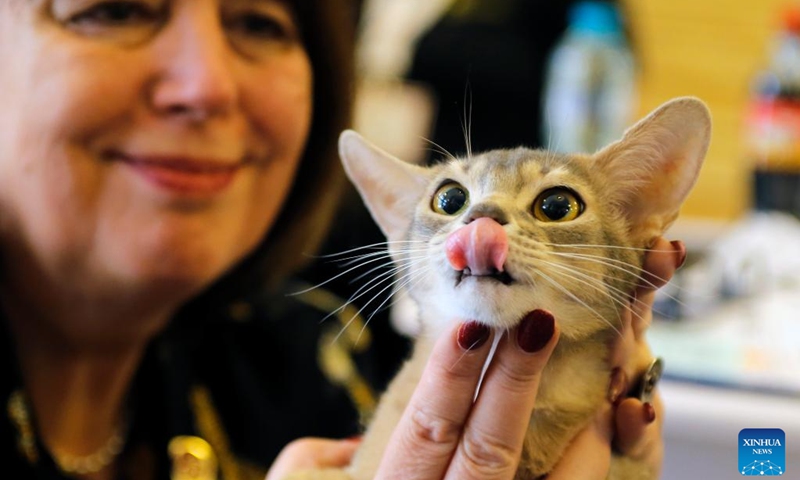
445,217,508,275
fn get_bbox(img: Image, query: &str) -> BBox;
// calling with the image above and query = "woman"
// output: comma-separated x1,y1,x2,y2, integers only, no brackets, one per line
0,1,676,479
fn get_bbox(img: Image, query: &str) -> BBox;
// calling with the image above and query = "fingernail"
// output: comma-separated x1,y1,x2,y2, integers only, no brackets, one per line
670,240,687,269
517,309,555,353
643,402,656,423
608,368,629,405
457,321,490,351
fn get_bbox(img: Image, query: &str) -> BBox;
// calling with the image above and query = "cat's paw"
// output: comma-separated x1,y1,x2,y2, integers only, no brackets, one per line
281,469,353,480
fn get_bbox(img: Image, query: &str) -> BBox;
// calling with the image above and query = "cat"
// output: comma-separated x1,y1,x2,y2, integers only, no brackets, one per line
291,97,710,479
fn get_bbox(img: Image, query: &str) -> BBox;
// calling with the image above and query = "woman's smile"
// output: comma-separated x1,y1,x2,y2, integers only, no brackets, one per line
112,152,246,197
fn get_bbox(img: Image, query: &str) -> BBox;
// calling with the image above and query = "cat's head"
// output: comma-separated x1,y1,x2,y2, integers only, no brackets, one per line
339,97,710,339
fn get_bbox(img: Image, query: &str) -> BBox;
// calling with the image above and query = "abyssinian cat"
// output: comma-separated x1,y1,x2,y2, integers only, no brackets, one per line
296,97,710,479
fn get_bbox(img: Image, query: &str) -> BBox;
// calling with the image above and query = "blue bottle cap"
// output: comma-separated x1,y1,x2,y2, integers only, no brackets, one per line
569,1,623,35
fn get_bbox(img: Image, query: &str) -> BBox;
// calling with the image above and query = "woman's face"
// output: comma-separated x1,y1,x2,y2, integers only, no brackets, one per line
0,0,312,298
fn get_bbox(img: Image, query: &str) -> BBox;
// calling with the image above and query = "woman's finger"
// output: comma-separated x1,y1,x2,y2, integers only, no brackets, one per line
265,437,362,480
630,237,683,339
375,320,495,479
638,237,683,293
613,394,664,467
445,310,559,480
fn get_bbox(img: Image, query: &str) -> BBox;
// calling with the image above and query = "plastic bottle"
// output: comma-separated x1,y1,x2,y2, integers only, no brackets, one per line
541,1,636,154
746,5,800,216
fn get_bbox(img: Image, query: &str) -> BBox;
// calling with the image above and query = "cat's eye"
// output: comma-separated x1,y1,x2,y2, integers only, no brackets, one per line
532,188,584,223
432,182,469,215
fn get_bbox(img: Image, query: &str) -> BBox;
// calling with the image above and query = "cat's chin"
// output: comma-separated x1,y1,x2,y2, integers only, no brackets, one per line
419,279,541,331
421,279,613,336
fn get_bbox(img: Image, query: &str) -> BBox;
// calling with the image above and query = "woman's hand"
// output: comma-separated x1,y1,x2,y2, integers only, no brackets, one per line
266,437,363,480
548,237,684,478
375,310,559,479
267,312,559,480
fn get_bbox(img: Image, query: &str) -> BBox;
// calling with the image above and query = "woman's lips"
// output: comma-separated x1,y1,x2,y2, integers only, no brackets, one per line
118,155,242,196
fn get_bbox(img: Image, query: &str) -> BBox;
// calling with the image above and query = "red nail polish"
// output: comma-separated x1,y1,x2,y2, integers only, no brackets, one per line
643,402,656,423
608,368,629,405
517,309,555,353
671,240,687,269
457,321,490,351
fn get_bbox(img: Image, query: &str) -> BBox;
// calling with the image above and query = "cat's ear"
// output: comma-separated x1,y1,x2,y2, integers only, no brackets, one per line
593,97,711,244
339,130,431,242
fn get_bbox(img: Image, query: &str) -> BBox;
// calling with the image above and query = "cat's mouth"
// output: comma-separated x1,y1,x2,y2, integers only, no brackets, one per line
455,267,515,286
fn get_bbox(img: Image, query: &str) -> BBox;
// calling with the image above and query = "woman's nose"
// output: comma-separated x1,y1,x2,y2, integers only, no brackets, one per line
149,9,238,121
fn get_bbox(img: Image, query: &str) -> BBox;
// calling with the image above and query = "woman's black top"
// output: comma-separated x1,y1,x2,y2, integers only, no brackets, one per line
0,277,410,480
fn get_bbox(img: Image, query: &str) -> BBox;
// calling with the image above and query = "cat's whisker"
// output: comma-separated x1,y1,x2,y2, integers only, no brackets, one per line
314,257,425,331
288,253,409,296
340,257,426,312
535,257,630,302
335,248,429,267
545,106,554,153
541,241,679,254
290,248,430,297
546,103,566,156
533,269,623,337
420,137,458,163
514,235,664,287
547,253,688,312
545,251,666,290
335,250,401,269
366,265,435,319
344,260,416,305
449,319,491,375
537,254,644,290
360,266,431,323
545,251,691,308
424,145,452,162
535,258,676,326
340,264,433,346
533,259,627,316
350,254,429,284
450,344,477,372
462,81,473,159
532,259,643,326
357,266,435,344
313,240,427,259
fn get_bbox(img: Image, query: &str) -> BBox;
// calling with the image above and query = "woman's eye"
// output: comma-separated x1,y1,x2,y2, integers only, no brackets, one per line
532,188,584,222
225,6,301,47
58,0,164,43
69,1,159,27
432,182,469,216
229,13,291,40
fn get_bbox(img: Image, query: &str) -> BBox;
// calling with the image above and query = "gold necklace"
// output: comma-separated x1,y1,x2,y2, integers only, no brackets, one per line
52,426,126,475
7,389,128,475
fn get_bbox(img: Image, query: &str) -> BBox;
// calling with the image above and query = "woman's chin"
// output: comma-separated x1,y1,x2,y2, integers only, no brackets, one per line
107,247,240,305
100,217,263,303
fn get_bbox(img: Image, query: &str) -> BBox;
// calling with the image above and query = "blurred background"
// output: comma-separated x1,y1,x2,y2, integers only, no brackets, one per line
336,0,800,477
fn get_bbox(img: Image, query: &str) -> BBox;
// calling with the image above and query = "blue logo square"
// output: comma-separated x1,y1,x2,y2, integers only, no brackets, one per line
739,428,786,476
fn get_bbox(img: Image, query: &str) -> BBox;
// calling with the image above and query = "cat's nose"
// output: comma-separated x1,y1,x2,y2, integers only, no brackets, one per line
445,217,508,275
464,203,508,225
